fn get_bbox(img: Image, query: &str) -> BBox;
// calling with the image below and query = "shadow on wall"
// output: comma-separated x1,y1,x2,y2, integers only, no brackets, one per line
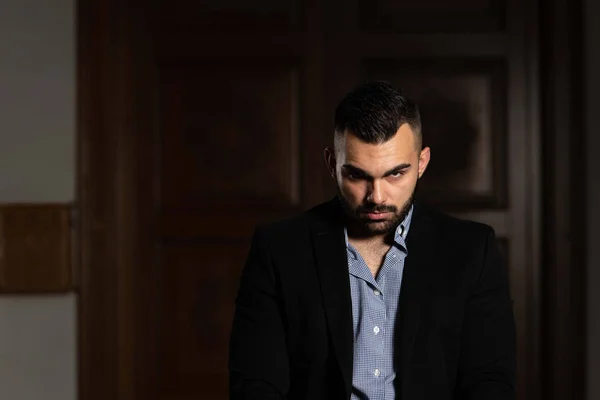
415,94,479,205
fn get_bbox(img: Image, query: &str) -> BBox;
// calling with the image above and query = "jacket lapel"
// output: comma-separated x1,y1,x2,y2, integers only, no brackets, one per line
396,202,438,389
310,199,354,399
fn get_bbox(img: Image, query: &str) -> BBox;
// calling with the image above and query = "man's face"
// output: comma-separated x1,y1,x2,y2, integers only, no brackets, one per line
325,124,430,237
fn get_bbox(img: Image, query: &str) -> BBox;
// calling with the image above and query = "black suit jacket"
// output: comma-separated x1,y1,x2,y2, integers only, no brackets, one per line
229,199,516,400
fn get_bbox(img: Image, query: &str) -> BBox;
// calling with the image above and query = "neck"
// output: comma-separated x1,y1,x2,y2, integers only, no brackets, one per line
346,224,397,247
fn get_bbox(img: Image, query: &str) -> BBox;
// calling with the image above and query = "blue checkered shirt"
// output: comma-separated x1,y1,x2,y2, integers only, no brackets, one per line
344,206,413,400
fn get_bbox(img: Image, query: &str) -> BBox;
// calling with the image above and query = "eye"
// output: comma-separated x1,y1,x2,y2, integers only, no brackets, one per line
389,171,404,178
344,170,361,180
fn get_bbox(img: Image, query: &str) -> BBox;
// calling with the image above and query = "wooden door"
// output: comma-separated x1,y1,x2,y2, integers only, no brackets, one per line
78,0,542,399
153,1,328,398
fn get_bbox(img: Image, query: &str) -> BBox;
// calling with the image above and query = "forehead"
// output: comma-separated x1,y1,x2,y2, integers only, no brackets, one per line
336,124,417,172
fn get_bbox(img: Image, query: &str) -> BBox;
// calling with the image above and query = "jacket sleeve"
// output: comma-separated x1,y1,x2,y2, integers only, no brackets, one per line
456,227,517,400
229,226,289,400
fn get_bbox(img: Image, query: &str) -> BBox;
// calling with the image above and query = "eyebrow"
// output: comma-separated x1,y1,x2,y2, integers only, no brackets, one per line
342,163,411,179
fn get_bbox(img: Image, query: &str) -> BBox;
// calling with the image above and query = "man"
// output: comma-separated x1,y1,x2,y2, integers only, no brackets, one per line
229,81,516,400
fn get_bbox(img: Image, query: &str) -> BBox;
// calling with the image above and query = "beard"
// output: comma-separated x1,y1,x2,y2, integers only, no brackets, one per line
338,186,416,238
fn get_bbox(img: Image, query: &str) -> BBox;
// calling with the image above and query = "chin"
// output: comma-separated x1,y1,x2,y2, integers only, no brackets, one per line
361,220,396,235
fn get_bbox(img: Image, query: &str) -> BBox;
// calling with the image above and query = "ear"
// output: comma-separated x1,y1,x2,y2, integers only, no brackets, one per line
324,147,336,178
417,146,431,179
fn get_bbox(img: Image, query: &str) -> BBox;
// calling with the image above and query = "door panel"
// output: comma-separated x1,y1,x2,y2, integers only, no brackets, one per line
158,244,249,398
160,61,301,209
153,2,325,399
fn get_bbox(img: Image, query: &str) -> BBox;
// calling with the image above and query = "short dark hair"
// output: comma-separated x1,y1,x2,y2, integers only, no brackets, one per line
333,81,422,148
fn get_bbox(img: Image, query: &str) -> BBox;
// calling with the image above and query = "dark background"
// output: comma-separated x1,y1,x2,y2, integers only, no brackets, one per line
76,0,598,399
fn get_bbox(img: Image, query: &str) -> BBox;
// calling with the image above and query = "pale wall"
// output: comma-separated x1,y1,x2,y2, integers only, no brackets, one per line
0,0,76,399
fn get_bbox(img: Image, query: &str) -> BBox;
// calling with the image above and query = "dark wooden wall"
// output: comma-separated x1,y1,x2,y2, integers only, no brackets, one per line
77,0,586,399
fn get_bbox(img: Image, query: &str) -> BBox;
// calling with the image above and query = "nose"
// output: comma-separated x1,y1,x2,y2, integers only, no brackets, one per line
366,180,385,204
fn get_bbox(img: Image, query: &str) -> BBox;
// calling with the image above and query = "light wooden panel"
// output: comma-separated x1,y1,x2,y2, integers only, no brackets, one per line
0,204,72,292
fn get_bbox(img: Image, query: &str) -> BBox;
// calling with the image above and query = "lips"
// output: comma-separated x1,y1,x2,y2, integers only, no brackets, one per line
364,211,391,220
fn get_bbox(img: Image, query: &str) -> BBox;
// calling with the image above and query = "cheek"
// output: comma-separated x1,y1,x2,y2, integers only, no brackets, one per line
389,176,417,197
339,180,366,200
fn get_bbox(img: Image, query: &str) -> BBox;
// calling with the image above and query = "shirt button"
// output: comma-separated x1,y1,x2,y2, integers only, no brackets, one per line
374,369,381,377
392,253,397,258
374,289,381,296
373,326,380,335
